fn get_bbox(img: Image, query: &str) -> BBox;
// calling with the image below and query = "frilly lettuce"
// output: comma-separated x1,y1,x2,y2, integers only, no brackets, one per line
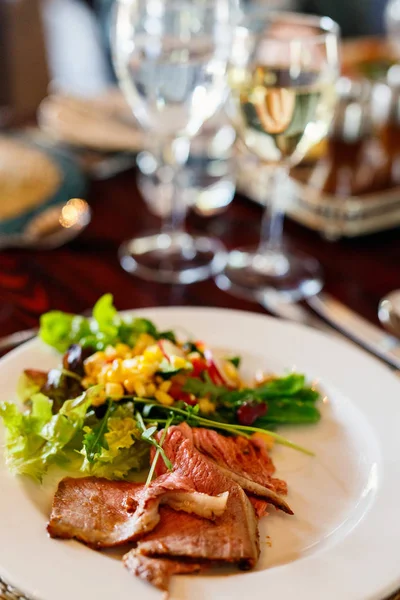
0,391,92,481
0,392,149,482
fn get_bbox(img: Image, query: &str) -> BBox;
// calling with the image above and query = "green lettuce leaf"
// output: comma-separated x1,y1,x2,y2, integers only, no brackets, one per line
0,391,93,481
38,294,170,353
92,294,120,339
39,312,91,353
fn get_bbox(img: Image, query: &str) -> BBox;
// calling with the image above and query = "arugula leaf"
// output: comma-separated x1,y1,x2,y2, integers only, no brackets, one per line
136,412,173,473
158,331,177,344
255,399,321,424
293,388,320,403
183,376,226,401
132,397,315,455
183,373,321,426
80,403,148,478
256,374,306,398
146,414,174,486
82,401,114,463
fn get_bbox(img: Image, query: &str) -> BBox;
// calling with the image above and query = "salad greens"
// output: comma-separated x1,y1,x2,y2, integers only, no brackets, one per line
0,294,323,482
80,402,149,480
0,390,93,481
183,373,320,426
0,389,150,482
39,293,176,353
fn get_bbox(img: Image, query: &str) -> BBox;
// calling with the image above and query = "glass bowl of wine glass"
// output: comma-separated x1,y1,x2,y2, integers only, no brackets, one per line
217,10,340,302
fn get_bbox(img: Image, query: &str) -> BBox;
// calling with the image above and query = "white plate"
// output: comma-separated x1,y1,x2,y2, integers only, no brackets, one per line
0,307,399,600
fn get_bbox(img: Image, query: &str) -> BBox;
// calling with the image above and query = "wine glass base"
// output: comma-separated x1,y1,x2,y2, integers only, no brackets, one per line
119,232,227,284
215,246,323,303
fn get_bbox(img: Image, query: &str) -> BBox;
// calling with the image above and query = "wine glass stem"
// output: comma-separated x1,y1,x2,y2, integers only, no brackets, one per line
156,139,189,235
258,164,289,255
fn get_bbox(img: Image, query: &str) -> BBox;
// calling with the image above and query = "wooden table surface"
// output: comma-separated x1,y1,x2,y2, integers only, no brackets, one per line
1,166,400,337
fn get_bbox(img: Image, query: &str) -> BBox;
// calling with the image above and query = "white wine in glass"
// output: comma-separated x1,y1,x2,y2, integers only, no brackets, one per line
218,12,340,301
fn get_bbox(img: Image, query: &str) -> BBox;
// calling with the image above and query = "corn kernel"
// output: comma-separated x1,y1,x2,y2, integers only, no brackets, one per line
224,361,239,382
198,398,216,414
132,334,156,356
97,364,111,384
122,358,139,376
138,363,158,377
105,345,117,361
90,388,107,407
134,380,146,398
106,359,123,383
105,382,124,399
84,351,106,376
143,345,163,361
123,378,136,394
159,380,172,393
115,343,131,358
155,390,174,406
171,356,187,369
145,383,156,397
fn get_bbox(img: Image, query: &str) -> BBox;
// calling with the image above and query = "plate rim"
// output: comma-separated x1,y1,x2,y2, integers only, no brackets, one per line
0,305,399,600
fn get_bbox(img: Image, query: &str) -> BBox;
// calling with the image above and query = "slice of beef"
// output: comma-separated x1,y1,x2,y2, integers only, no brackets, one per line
142,423,260,569
135,502,257,569
191,428,291,517
48,473,228,548
125,472,228,540
124,549,206,591
47,477,143,548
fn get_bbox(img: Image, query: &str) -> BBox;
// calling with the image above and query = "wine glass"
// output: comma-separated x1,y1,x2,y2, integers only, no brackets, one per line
112,0,234,284
217,11,340,302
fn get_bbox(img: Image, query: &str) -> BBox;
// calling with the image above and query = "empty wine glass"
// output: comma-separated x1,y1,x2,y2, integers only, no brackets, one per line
112,0,234,284
217,11,340,301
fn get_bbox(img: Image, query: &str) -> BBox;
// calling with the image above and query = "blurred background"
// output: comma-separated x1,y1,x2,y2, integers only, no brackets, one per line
1,0,400,245
0,0,393,121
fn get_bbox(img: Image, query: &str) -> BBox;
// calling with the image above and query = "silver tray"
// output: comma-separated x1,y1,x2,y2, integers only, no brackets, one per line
237,160,400,240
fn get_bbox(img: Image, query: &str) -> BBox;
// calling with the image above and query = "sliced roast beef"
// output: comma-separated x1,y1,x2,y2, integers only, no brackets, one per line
152,425,291,517
47,477,143,547
48,473,228,548
135,500,257,569
124,549,206,591
125,472,228,539
141,423,260,568
191,427,291,517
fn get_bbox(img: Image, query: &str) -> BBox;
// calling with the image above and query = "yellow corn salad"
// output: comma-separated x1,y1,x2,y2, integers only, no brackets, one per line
82,333,242,412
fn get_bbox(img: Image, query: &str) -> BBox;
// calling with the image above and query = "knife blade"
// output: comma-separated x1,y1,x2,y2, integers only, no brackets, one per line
306,292,400,371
